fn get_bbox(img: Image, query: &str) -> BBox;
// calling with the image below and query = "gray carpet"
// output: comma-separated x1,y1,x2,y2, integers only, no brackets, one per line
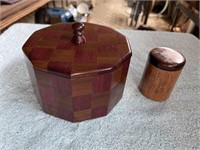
0,23,200,150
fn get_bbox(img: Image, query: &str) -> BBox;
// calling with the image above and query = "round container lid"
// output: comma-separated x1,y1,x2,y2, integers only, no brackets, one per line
149,47,186,71
22,23,132,78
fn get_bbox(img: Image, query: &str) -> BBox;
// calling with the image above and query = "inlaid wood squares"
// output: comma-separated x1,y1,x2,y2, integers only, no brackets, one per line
22,23,132,122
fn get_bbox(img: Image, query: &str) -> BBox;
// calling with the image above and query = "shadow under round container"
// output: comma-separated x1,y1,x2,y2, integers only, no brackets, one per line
139,47,186,101
22,22,132,122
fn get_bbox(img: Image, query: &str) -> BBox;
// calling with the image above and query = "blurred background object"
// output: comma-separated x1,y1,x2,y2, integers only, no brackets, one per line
170,0,199,38
0,0,199,38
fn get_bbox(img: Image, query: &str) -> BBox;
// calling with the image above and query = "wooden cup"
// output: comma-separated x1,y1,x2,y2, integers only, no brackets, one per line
139,47,186,101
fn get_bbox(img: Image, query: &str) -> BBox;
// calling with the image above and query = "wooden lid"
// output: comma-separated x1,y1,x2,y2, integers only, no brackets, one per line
149,47,186,71
22,23,132,78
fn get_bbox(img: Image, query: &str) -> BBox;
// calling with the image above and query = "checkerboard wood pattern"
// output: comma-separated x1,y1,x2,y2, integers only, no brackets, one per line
23,23,131,78
23,23,132,122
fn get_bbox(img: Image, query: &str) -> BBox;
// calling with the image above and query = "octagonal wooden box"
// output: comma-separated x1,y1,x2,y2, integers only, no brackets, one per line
22,23,132,122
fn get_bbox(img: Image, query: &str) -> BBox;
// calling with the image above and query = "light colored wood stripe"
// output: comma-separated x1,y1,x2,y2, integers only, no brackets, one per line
0,0,50,31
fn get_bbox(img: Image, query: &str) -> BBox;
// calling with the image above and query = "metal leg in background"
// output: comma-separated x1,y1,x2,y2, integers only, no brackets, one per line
171,7,180,31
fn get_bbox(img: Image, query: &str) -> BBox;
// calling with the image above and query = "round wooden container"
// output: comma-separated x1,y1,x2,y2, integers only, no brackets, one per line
139,47,186,101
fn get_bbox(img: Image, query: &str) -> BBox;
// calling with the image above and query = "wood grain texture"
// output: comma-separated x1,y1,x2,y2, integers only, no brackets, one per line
0,0,50,31
34,58,130,122
149,47,186,71
139,63,182,101
22,23,132,78
139,47,186,101
23,22,132,122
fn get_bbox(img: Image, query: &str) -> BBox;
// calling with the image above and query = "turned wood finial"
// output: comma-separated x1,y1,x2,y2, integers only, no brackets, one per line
71,22,86,44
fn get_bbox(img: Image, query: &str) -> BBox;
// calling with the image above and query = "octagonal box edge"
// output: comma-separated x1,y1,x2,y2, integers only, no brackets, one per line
22,22,132,122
